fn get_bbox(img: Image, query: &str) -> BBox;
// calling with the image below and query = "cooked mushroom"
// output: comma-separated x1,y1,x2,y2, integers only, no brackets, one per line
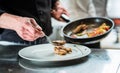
52,40,66,46
54,45,72,55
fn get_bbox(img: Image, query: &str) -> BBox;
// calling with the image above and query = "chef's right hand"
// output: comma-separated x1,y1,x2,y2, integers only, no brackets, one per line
0,13,45,41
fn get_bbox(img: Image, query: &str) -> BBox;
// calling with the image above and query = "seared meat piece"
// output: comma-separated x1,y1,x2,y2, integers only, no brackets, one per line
54,46,72,55
72,24,88,34
52,40,66,46
52,40,72,55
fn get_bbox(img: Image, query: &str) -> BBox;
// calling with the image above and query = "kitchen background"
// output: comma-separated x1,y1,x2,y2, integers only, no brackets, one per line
49,0,120,49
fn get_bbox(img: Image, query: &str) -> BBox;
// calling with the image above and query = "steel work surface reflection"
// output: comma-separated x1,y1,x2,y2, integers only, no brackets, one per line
0,45,120,73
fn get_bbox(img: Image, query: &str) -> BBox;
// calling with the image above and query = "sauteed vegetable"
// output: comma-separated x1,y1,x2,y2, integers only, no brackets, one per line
71,23,110,38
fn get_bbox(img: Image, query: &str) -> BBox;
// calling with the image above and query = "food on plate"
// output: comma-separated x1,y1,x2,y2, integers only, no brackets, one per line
52,40,66,46
52,40,72,55
71,23,110,38
54,46,72,55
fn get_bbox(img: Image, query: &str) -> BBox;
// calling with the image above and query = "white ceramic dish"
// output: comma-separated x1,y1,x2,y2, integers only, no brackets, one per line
18,43,91,66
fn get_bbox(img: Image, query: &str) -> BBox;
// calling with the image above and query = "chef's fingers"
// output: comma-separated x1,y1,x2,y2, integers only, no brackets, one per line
17,27,35,41
30,18,43,31
24,19,36,35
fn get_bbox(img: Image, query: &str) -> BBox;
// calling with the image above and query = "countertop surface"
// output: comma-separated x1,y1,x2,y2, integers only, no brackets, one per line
0,45,120,73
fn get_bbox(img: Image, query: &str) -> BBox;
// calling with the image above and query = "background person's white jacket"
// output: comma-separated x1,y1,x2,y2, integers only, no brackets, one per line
60,0,96,21
106,0,120,18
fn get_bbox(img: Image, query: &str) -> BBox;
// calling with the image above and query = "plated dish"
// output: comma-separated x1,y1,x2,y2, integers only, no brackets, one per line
18,43,91,66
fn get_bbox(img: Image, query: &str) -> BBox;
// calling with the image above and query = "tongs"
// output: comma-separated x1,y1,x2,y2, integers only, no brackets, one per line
34,25,66,45
45,35,53,44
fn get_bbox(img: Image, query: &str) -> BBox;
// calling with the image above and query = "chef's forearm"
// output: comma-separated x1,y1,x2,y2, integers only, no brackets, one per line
0,13,20,30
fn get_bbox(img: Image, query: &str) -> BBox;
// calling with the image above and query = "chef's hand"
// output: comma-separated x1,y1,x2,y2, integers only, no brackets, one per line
51,1,70,22
0,13,45,41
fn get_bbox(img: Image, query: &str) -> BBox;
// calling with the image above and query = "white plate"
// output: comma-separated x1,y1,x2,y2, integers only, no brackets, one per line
18,43,91,66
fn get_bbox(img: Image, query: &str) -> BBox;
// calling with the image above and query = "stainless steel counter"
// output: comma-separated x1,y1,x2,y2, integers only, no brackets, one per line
0,45,120,73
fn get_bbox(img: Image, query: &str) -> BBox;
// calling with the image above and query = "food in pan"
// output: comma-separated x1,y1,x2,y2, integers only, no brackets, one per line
71,23,110,38
52,40,72,55
72,24,88,34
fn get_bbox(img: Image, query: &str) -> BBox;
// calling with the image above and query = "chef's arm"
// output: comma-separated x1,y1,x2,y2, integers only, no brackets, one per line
0,11,45,41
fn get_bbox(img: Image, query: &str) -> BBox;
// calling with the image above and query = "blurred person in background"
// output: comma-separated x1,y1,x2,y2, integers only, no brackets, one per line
92,0,107,17
0,0,69,45
60,0,96,21
106,0,120,26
